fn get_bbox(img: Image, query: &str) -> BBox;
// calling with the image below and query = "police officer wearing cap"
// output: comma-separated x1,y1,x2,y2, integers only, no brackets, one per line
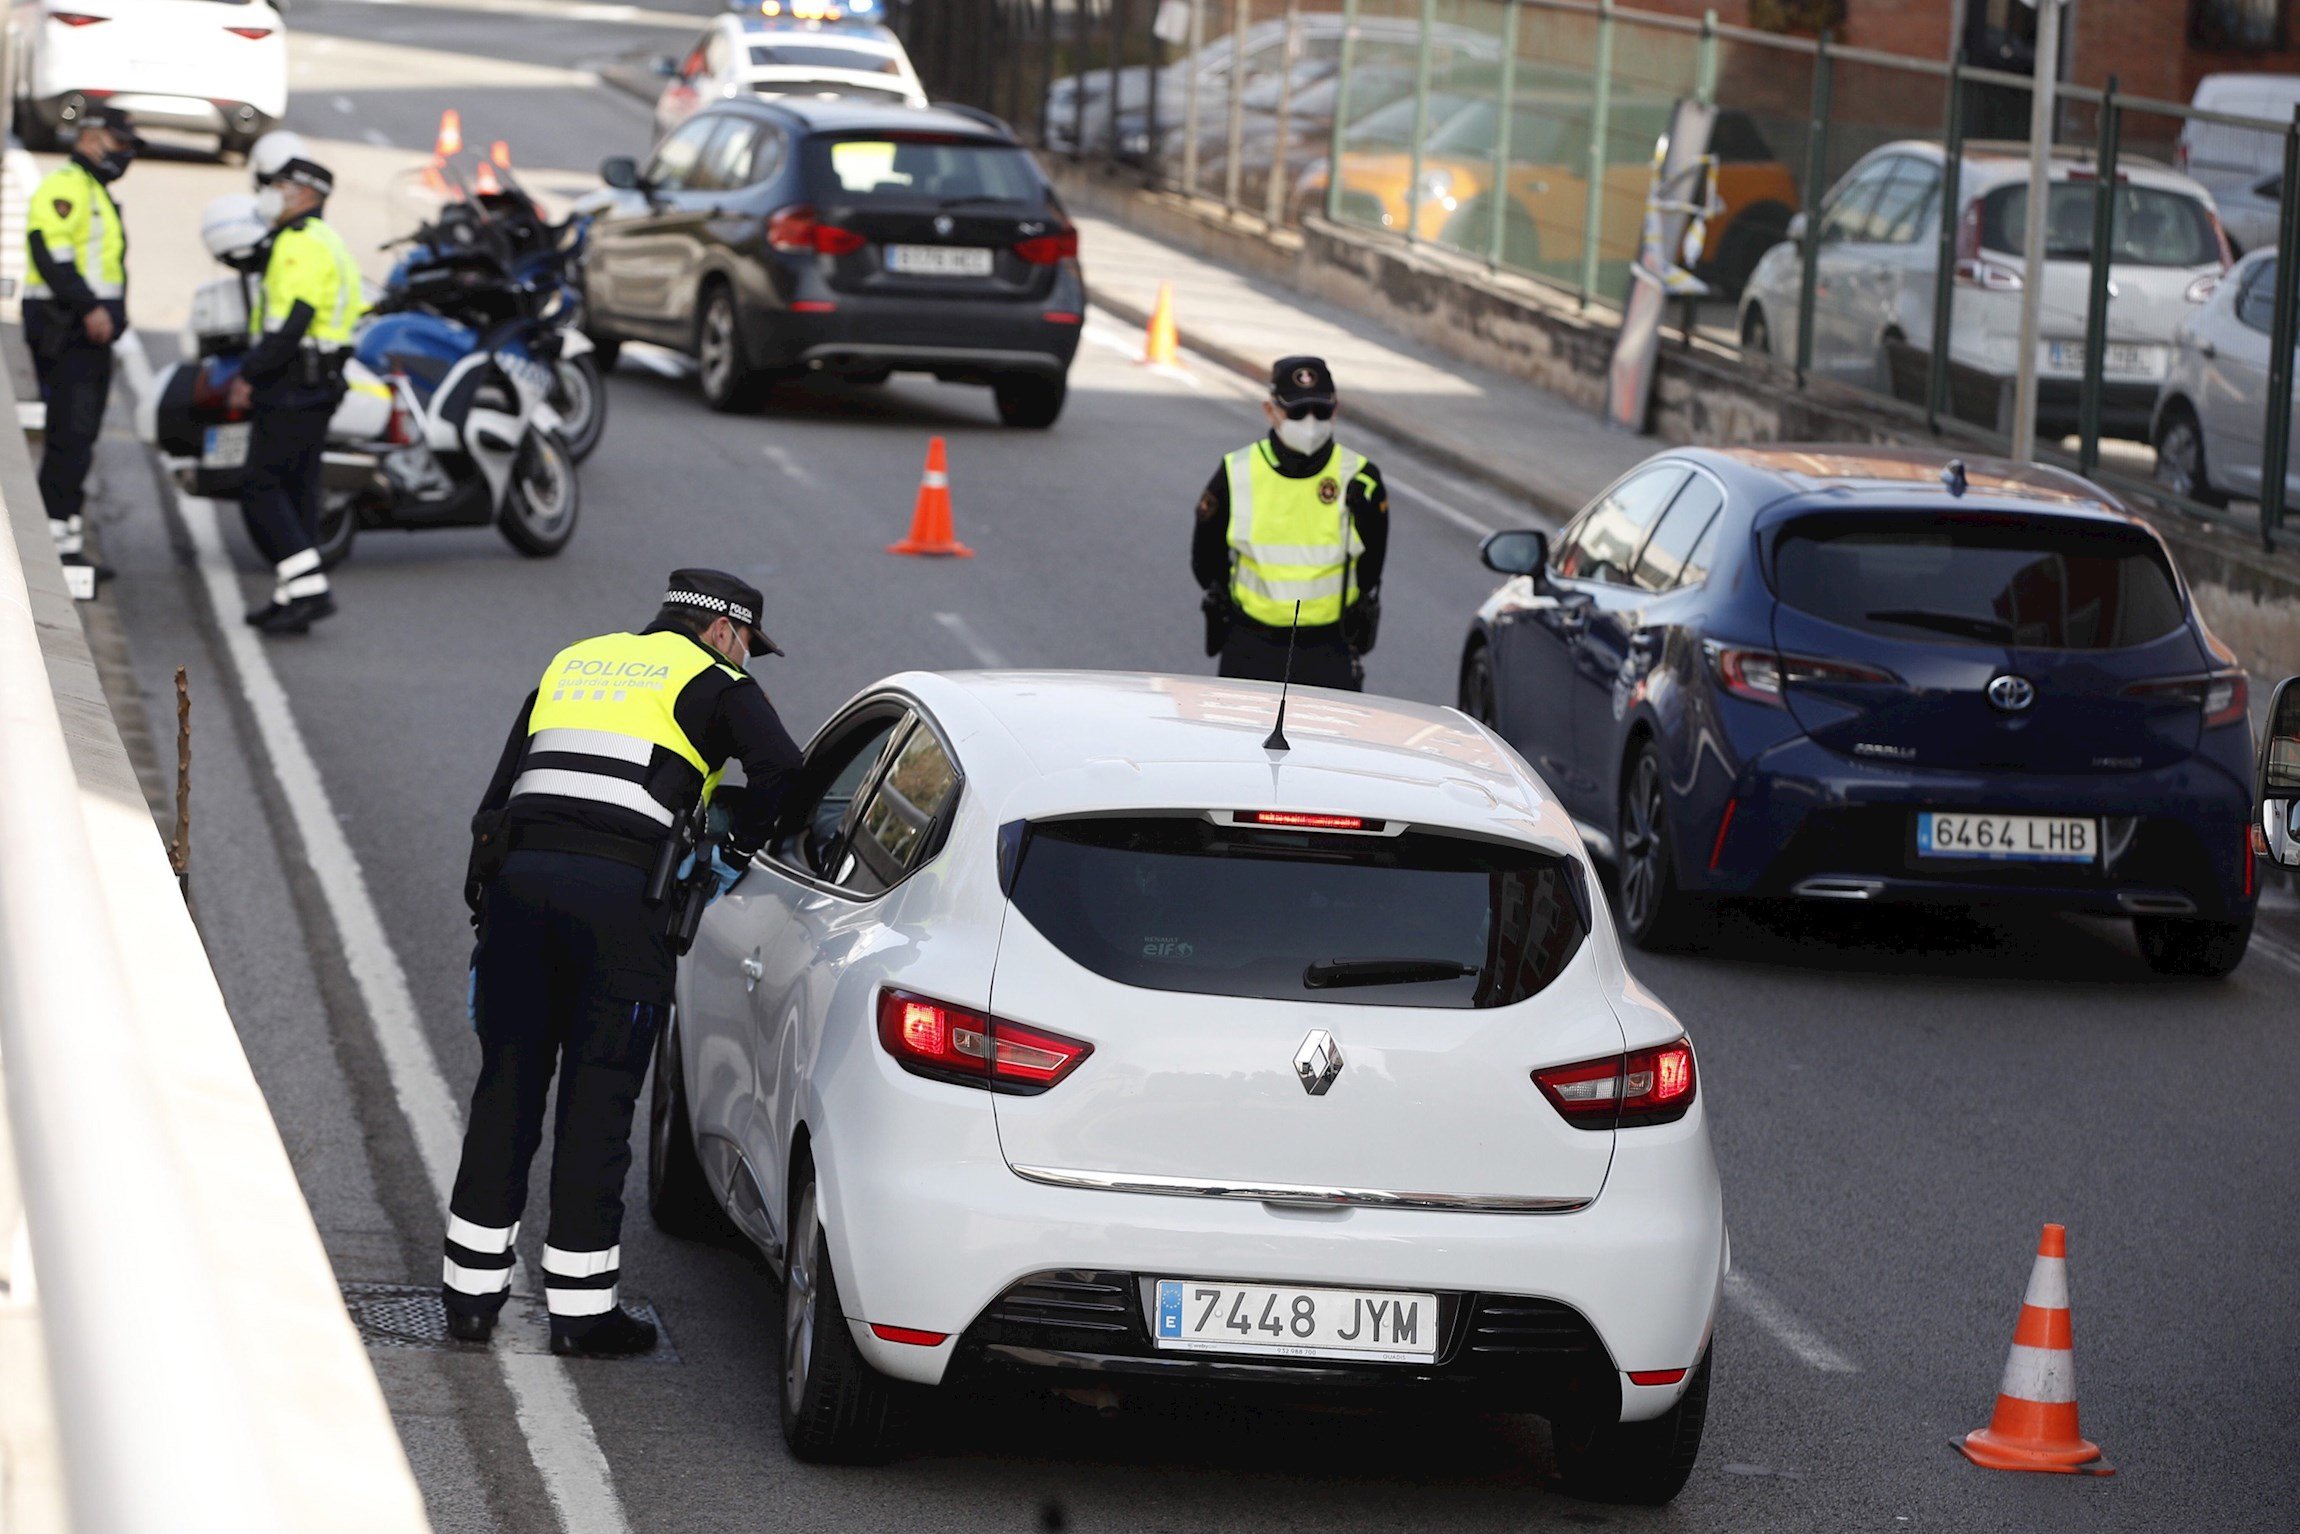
23,105,142,581
442,571,803,1357
229,156,368,635
1192,356,1389,691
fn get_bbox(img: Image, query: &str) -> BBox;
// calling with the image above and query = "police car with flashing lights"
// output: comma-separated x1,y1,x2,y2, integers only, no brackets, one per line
654,0,926,136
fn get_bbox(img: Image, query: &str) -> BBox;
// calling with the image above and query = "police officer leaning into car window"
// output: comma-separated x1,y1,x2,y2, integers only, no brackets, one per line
1193,356,1389,691
443,571,804,1357
228,156,368,636
24,105,142,583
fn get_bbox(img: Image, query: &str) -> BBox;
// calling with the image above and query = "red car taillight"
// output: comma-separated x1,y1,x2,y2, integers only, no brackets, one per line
223,24,272,38
1014,226,1078,265
1532,1040,1697,1130
1704,643,1896,707
50,11,107,24
876,989,1091,1093
1952,196,2022,291
765,204,866,256
2123,668,2248,729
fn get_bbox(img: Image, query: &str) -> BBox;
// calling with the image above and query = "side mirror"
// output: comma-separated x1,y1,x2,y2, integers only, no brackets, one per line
2258,675,2300,869
1479,528,1548,578
599,155,641,191
650,53,681,77
1786,210,1810,245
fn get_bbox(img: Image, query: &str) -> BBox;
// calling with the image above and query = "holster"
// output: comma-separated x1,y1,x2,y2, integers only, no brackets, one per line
1200,586,1233,658
1343,595,1381,657
464,807,511,914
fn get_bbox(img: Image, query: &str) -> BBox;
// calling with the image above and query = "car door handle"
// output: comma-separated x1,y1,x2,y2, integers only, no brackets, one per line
740,954,764,990
2198,339,2217,359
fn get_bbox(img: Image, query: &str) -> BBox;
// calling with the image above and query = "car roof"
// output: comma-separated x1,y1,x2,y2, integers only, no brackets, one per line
881,670,1579,850
2192,73,2300,107
735,17,901,48
1859,139,2204,197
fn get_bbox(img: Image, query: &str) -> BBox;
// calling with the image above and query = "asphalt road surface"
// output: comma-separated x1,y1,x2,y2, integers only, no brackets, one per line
73,3,2300,1529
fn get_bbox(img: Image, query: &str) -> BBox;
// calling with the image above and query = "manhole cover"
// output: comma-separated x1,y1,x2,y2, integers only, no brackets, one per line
342,1283,679,1362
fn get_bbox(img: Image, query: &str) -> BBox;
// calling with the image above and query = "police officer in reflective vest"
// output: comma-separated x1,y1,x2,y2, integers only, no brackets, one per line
23,105,141,580
444,570,803,1356
1192,356,1389,691
229,157,367,635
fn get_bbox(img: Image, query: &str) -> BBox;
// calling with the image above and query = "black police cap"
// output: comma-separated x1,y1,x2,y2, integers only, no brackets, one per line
1270,355,1336,408
663,568,782,656
277,157,336,198
81,105,144,150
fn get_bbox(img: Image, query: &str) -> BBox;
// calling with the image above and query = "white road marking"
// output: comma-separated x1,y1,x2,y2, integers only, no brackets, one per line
2249,930,2300,979
333,94,357,114
933,611,1008,668
362,127,392,149
122,344,634,1534
622,344,688,379
758,443,816,488
1723,1270,1859,1375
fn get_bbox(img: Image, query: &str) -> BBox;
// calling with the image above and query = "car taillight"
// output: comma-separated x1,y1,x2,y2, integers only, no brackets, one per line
1014,226,1079,265
224,24,272,38
766,204,866,256
1952,198,2021,291
1532,1040,1697,1130
1704,643,1891,706
50,11,106,24
2124,669,2247,729
1242,810,1368,831
876,988,1091,1093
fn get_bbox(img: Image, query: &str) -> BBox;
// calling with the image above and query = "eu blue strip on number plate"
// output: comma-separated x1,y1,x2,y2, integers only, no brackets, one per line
1156,1280,1183,1338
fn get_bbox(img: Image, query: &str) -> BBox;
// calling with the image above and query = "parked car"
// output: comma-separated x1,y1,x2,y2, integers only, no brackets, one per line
1460,446,2259,977
2179,72,2300,255
653,5,924,137
2153,246,2300,508
2258,674,2300,869
654,669,1724,1501
8,0,286,155
1737,142,2231,441
585,99,1083,424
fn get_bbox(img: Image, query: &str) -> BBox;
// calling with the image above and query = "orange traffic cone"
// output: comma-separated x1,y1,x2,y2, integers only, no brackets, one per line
1956,1224,2113,1476
475,159,501,197
490,139,512,169
1141,281,1180,369
435,108,463,158
887,437,974,557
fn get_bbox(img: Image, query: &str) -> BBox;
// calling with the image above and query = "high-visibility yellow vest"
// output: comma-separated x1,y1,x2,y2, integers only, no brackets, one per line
255,215,368,348
512,632,741,827
1224,440,1368,627
24,159,124,301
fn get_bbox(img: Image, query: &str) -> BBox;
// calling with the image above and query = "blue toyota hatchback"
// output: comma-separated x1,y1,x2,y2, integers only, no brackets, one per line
1459,446,2259,976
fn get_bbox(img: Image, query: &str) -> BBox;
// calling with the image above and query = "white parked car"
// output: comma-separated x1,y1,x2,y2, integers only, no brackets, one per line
1738,141,2231,441
653,6,925,138
7,0,286,155
2154,245,2300,507
2179,73,2300,256
655,670,1724,1502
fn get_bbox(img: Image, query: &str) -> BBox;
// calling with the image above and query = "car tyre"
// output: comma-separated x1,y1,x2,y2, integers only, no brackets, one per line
697,284,768,413
497,430,580,557
2134,913,2251,978
1618,740,1705,951
1552,1350,1710,1505
314,491,360,571
647,1013,724,1238
1459,641,1499,726
780,1165,900,1464
2153,401,2228,509
993,371,1066,428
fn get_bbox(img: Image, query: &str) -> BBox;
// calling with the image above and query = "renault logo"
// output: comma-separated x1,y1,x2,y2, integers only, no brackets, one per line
933,214,955,238
1987,674,2036,713
1293,1029,1344,1096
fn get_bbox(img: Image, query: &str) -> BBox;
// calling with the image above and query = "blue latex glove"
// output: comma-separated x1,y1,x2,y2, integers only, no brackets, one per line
466,966,478,1032
676,845,747,902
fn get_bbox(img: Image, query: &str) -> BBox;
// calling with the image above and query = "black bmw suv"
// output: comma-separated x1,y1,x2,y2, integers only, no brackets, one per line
584,99,1084,426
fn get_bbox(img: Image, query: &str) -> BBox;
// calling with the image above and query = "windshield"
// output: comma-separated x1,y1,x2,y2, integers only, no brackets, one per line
1008,816,1589,1009
749,43,898,72
1981,181,2222,267
1774,514,2187,650
804,134,1043,201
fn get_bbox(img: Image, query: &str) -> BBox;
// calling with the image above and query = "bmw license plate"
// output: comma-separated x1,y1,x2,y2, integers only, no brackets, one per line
1916,812,2097,864
1151,1279,1438,1362
202,423,251,469
885,244,994,277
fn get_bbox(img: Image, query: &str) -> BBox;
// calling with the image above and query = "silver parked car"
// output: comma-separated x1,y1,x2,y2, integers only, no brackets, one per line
2153,246,2299,507
2179,73,2300,256
1738,141,2231,440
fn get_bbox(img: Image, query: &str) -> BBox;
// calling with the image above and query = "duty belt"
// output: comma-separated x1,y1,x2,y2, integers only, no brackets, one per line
505,823,661,873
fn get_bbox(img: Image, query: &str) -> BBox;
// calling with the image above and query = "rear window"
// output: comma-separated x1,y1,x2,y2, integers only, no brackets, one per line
749,43,898,72
1773,514,2186,650
1008,816,1589,1010
804,134,1043,203
1979,182,2220,267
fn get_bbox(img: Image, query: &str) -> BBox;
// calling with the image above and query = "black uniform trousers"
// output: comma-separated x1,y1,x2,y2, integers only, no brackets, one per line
25,300,112,529
241,385,336,568
1219,619,1362,692
444,850,671,1322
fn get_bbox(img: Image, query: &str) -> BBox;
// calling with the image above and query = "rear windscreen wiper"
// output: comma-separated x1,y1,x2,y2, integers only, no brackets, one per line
1303,957,1478,990
935,194,1019,209
1864,608,2015,643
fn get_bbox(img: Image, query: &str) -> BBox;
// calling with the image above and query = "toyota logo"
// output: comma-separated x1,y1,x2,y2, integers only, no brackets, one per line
1987,674,2036,713
1293,1029,1344,1097
933,214,955,238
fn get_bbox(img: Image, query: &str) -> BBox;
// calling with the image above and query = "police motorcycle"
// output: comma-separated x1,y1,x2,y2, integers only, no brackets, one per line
143,195,580,567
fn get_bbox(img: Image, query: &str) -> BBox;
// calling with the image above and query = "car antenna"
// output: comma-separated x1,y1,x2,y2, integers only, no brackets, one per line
1264,601,1301,754
1942,458,1969,497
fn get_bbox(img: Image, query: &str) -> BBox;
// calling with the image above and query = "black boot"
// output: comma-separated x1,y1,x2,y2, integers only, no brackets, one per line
442,1295,499,1344
550,1307,658,1359
253,591,337,635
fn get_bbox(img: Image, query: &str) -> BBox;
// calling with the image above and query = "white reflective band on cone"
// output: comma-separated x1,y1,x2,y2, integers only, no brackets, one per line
542,1244,620,1279
920,472,948,489
545,1286,618,1317
446,1215,518,1254
442,1257,514,1295
2023,1255,2070,1310
1998,1342,2079,1404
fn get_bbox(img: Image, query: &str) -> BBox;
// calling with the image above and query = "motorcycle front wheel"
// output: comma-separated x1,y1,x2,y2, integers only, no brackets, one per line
498,430,580,558
551,353,607,462
315,490,360,570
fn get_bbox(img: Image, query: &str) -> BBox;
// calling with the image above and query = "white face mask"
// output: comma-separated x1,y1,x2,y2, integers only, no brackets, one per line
1274,412,1332,455
254,186,285,226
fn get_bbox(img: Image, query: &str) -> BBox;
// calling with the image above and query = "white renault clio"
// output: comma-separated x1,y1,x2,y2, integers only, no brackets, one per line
657,671,1725,1503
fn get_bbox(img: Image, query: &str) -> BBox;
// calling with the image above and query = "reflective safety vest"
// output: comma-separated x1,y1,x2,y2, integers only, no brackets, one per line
24,159,124,302
254,215,368,350
510,632,741,828
1224,441,1368,628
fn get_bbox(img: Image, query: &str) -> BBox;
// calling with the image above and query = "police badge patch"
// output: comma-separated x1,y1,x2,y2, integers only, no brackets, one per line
1293,365,1318,389
51,199,72,218
1317,477,1340,504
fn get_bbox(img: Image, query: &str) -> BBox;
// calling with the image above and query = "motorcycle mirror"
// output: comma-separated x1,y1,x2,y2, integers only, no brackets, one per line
599,155,642,191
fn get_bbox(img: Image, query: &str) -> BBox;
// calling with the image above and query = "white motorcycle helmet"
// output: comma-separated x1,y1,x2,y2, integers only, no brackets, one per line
249,129,307,188
201,193,272,273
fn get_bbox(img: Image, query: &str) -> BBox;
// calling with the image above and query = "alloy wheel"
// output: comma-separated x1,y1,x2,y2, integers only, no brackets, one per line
2156,418,2202,499
782,1183,819,1414
1620,753,1666,935
700,294,734,399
